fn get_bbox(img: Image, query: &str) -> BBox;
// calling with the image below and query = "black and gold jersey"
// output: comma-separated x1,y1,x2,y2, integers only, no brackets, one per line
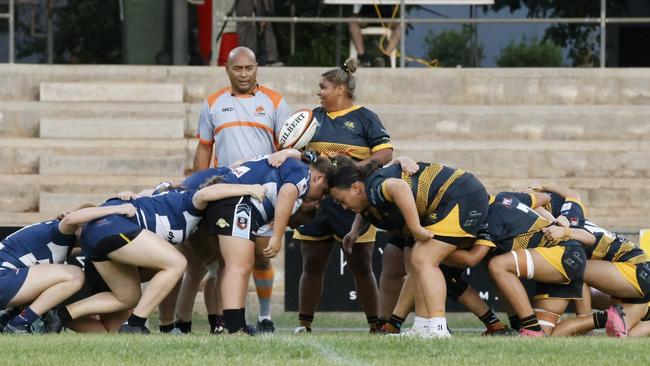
476,192,555,254
579,222,650,264
364,162,471,225
308,106,392,161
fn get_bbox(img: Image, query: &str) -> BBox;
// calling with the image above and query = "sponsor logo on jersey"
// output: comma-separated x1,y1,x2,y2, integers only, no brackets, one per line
222,107,234,112
255,105,266,115
216,218,230,228
343,121,355,130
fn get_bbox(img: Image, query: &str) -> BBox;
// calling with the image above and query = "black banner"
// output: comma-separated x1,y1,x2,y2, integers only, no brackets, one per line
284,230,531,312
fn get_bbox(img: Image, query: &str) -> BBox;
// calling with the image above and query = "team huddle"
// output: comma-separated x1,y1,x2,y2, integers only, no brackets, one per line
1,47,649,338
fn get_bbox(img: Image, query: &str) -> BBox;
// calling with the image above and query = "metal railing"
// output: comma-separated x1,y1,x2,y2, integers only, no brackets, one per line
218,0,650,68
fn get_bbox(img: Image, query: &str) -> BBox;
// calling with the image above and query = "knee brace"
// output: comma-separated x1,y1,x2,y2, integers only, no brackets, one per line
534,308,561,328
511,249,535,279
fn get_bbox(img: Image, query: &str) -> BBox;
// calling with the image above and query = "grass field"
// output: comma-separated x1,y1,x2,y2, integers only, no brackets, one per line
2,313,650,365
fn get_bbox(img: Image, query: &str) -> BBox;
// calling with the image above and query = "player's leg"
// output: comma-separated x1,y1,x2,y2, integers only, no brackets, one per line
296,239,334,332
253,235,276,333
378,243,406,326
347,241,379,332
219,234,255,334
4,264,84,333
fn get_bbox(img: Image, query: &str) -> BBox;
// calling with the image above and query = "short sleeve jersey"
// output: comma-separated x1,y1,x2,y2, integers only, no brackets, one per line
307,106,392,161
222,155,310,223
475,192,555,254
196,85,291,167
0,221,75,269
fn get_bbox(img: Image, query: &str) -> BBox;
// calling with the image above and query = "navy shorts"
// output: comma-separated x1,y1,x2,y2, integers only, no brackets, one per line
0,267,29,308
81,213,142,262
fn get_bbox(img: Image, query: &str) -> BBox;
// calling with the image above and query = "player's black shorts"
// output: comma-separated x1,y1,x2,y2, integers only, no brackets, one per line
441,265,469,302
534,241,586,300
294,195,376,243
387,234,414,251
205,196,263,242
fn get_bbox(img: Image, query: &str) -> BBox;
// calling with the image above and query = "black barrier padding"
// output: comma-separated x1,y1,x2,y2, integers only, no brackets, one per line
284,230,537,312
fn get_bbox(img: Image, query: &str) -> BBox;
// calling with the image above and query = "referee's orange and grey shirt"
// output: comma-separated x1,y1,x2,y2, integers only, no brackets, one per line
197,85,291,167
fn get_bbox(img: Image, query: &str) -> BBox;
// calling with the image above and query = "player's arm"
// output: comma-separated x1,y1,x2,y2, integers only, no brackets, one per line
357,148,392,167
263,183,300,258
540,184,582,201
384,178,432,242
194,143,213,171
192,184,267,210
342,214,370,254
58,204,137,234
267,148,301,167
534,206,557,223
444,245,491,268
542,225,597,246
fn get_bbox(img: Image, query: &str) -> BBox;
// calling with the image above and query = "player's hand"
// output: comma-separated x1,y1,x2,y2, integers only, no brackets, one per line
395,156,419,175
555,215,570,228
542,225,569,243
263,236,283,258
342,232,359,255
267,150,293,167
248,184,267,202
116,203,137,218
117,191,137,201
412,225,434,242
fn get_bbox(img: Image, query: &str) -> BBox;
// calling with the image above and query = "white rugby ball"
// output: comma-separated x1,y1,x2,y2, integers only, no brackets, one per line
278,109,319,150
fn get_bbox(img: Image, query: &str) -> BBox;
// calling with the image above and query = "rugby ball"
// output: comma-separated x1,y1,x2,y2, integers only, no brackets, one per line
278,109,319,150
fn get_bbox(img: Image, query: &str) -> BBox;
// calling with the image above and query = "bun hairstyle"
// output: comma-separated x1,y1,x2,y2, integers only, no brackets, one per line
328,155,382,189
321,58,358,99
302,150,336,181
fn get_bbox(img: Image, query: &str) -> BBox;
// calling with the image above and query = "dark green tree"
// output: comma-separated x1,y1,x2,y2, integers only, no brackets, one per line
496,36,563,67
424,25,484,67
490,0,627,66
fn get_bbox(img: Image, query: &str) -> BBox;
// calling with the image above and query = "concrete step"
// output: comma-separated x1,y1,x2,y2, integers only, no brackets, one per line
0,101,187,137
0,174,184,212
39,192,116,212
186,104,650,141
0,138,188,174
40,117,185,139
5,65,650,105
40,154,186,176
40,82,183,103
393,140,650,179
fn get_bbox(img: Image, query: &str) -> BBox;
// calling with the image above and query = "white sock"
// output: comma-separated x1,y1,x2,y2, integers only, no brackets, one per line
429,317,448,333
413,316,430,332
258,315,272,322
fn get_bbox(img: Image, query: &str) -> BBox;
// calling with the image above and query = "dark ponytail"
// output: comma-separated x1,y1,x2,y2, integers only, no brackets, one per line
328,155,382,189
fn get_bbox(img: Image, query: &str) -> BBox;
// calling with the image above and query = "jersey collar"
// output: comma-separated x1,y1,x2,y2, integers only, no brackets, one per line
326,105,362,119
230,84,259,97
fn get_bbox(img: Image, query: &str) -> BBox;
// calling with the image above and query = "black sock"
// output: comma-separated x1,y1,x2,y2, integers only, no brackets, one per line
175,320,192,333
224,309,243,333
479,309,505,329
593,310,608,329
509,315,521,331
520,314,541,331
377,318,387,328
240,308,247,326
367,315,378,331
159,323,174,333
127,314,147,328
388,314,406,330
208,314,218,331
56,306,73,324
299,313,314,328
